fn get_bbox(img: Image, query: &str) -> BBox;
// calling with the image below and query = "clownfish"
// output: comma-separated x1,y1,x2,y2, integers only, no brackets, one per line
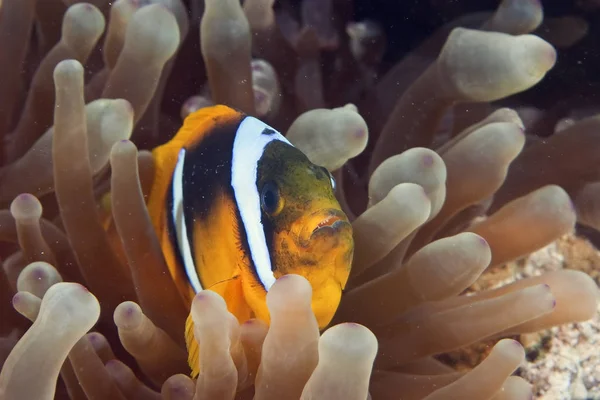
146,105,354,377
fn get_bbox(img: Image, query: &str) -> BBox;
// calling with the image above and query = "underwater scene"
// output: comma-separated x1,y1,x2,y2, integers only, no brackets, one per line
0,0,600,399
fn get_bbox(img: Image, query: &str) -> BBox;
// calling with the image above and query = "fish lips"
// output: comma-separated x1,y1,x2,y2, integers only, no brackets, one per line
304,209,352,245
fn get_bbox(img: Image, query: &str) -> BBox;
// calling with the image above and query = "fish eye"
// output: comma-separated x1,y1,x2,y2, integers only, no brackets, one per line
260,181,281,215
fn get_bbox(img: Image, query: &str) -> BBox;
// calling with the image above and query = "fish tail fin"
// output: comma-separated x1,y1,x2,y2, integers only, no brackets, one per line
185,312,200,378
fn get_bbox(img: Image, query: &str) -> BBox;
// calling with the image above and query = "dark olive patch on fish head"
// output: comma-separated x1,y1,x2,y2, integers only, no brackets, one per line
257,141,338,228
256,140,345,273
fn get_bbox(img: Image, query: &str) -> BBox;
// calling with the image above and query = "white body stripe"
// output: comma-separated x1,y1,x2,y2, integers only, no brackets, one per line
172,148,203,293
231,116,292,290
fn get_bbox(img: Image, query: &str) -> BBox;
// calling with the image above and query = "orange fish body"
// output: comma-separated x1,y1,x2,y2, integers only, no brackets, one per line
146,105,354,377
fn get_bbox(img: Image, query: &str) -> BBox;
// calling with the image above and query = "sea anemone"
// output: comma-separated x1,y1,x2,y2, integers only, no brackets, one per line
0,0,599,399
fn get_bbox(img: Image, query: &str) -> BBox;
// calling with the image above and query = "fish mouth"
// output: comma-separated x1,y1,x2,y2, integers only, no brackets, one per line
309,209,351,238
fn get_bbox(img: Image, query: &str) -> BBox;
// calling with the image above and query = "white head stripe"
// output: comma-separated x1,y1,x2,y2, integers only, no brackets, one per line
172,148,203,293
231,116,292,290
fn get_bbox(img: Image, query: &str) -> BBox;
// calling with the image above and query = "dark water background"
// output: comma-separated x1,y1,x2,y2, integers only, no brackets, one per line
353,0,600,113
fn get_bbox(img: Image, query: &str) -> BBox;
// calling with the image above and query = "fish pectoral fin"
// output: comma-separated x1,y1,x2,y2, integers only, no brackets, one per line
185,313,200,378
206,275,253,323
185,275,252,377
